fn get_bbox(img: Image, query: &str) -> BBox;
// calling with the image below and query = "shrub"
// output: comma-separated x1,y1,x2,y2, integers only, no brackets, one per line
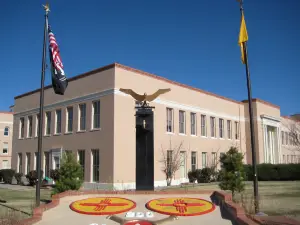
26,170,44,186
52,152,83,195
0,169,15,184
187,170,197,183
197,168,213,183
219,146,245,197
243,164,253,181
50,169,60,181
14,173,23,184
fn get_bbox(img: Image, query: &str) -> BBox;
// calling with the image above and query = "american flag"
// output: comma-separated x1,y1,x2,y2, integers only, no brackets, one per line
48,23,68,95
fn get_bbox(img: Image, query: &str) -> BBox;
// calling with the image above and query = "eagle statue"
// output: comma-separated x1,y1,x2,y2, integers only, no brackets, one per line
119,88,171,107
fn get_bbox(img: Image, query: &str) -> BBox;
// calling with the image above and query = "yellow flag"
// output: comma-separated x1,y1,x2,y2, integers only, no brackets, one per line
238,12,248,64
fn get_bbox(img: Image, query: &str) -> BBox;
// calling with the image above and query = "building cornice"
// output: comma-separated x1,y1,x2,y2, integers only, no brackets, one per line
14,63,278,110
260,114,281,122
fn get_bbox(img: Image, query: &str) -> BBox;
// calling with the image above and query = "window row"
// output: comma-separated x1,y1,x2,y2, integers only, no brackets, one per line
19,101,101,138
166,150,224,173
282,154,300,164
281,131,300,146
166,108,240,140
17,149,100,183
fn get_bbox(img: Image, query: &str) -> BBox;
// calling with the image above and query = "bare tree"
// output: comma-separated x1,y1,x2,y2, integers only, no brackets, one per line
282,117,300,152
159,139,189,186
206,147,221,170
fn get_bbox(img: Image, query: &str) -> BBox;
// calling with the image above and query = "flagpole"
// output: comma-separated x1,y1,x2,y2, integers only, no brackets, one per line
36,4,49,207
238,0,259,213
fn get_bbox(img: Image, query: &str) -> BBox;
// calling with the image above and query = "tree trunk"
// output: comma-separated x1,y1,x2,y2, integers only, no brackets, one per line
166,177,172,186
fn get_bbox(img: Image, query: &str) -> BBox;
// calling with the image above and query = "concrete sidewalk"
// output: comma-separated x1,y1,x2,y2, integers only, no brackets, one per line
35,193,233,225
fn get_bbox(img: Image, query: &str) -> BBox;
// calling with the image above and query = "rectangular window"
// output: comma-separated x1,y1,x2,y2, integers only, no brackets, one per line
55,109,62,134
180,151,186,178
202,152,207,168
287,155,290,163
92,149,100,182
219,119,224,138
45,111,51,135
2,143,8,154
78,150,85,179
191,152,197,171
166,108,173,132
93,101,100,129
201,115,206,136
4,127,9,136
235,122,239,140
227,120,232,139
167,150,173,173
281,131,284,145
285,132,289,145
282,155,285,164
54,156,60,169
179,110,186,134
210,117,216,137
18,153,22,173
28,116,33,138
79,104,86,131
26,153,31,174
20,117,25,138
190,113,196,135
66,107,73,132
212,152,217,166
36,114,40,137
2,160,9,169
220,152,225,168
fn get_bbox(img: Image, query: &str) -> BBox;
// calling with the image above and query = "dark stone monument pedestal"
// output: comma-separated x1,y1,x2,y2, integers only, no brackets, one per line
135,106,154,191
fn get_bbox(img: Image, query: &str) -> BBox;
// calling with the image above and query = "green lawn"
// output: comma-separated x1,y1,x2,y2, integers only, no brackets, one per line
162,181,300,220
0,187,52,220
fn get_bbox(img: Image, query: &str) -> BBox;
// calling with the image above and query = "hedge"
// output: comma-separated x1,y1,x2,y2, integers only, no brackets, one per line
244,163,300,181
0,169,15,184
26,170,44,186
188,164,300,183
187,168,217,183
15,173,23,184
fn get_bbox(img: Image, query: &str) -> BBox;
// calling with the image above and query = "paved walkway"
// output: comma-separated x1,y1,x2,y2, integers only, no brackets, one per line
35,194,234,225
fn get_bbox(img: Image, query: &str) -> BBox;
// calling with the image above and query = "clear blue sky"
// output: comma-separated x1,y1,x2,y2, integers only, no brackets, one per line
1,0,299,115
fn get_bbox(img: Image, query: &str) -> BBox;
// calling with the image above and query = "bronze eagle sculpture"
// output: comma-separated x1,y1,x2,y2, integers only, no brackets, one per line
119,88,171,107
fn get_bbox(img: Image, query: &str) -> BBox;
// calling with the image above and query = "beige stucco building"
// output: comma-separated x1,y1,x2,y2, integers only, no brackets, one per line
11,63,300,189
0,112,13,169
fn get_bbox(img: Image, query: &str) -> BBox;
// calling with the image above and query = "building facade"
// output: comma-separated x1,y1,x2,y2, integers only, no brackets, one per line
0,112,13,169
11,63,300,189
